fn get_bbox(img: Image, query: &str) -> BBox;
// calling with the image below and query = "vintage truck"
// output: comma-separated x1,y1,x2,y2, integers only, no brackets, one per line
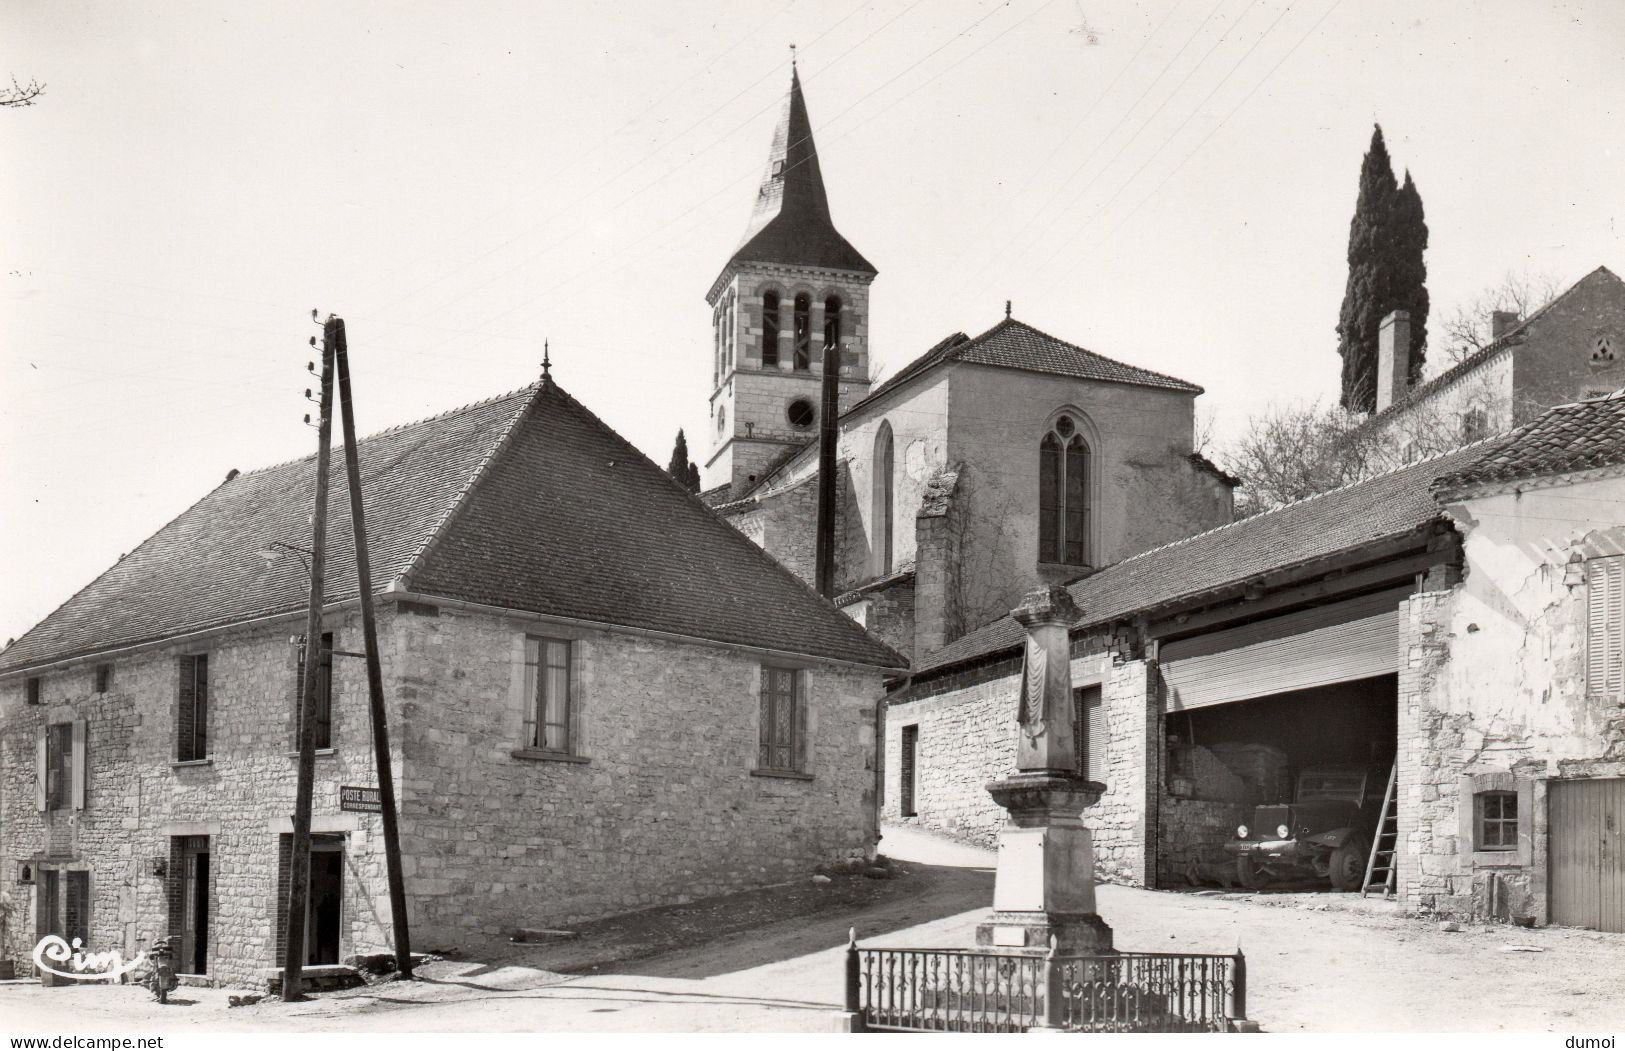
1225,765,1387,891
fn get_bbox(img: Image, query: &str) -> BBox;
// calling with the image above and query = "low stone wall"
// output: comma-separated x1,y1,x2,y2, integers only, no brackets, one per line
884,654,1159,886
1157,798,1249,887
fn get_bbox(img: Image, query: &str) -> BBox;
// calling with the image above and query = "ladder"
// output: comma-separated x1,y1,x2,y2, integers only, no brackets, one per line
1361,763,1398,897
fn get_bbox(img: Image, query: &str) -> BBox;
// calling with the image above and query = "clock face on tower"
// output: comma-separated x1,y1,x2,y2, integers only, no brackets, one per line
717,405,727,438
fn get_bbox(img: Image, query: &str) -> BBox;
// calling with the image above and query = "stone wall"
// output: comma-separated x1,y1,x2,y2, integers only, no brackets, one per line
390,605,883,950
1400,474,1625,926
883,652,1160,886
1157,799,1249,887
1,598,887,984
0,609,393,989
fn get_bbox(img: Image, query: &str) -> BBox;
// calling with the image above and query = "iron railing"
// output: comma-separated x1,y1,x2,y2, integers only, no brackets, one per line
844,933,1247,1033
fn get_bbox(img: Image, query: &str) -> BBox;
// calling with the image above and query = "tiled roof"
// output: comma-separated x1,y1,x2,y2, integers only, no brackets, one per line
1433,389,1625,495
1,381,906,675
407,382,905,667
912,443,1488,678
0,388,535,675
852,317,1200,417
715,68,874,293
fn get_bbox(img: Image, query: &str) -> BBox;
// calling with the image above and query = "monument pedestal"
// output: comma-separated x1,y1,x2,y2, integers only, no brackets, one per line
974,771,1114,955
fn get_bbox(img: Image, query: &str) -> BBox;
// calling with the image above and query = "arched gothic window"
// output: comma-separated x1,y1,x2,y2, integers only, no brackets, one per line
1039,415,1090,565
824,295,843,355
762,291,780,368
793,293,812,370
873,421,895,576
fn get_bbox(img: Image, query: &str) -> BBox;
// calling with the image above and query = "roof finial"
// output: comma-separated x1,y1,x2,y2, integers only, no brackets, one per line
789,42,797,67
542,339,552,382
1005,299,1012,319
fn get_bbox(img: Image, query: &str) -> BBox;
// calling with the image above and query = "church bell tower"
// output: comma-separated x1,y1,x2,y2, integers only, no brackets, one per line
704,65,877,494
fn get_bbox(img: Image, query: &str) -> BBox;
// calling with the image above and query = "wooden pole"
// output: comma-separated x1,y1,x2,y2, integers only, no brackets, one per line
814,340,841,596
282,314,337,1000
333,322,414,979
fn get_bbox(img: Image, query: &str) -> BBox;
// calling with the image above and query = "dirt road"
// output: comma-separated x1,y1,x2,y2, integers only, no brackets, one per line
3,825,1621,1033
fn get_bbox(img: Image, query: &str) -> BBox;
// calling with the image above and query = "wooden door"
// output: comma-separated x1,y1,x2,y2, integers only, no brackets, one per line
1548,778,1625,932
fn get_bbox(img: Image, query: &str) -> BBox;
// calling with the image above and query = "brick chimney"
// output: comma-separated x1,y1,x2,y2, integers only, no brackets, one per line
1490,309,1521,341
1376,309,1412,413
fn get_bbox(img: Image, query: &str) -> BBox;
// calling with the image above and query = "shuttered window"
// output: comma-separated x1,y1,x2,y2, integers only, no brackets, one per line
899,725,919,816
758,667,807,773
1588,556,1624,697
295,633,335,750
1073,685,1107,782
177,654,209,762
44,723,72,810
38,720,85,812
521,637,574,753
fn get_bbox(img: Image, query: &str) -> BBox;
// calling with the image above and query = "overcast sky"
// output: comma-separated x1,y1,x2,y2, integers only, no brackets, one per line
4,0,1623,646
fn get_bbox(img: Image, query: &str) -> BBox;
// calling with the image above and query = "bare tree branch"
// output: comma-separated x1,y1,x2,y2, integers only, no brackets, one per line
1434,268,1562,370
0,76,45,108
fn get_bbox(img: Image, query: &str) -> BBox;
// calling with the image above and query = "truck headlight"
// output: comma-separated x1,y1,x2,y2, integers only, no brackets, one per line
1236,824,1249,839
1276,824,1290,839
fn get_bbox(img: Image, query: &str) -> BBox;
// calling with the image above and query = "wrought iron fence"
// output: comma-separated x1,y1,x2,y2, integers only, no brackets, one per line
845,934,1247,1033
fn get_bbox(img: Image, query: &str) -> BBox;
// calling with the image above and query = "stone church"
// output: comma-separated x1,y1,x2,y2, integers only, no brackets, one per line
700,69,1236,663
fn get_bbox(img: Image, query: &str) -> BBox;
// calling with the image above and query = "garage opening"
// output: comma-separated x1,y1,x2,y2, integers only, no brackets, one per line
1161,674,1397,890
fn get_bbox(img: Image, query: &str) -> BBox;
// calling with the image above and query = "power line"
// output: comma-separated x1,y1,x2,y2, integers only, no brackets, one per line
959,0,1236,295
360,0,926,329
1047,0,1342,291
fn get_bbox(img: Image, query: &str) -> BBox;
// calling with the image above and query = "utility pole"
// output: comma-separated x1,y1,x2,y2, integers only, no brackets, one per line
814,340,841,597
333,320,414,979
282,313,336,1001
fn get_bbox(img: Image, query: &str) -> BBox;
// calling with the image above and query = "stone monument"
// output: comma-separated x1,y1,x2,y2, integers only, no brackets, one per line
975,585,1114,954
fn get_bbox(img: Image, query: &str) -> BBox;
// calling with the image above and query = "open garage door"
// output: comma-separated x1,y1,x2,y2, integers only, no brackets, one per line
1159,587,1409,712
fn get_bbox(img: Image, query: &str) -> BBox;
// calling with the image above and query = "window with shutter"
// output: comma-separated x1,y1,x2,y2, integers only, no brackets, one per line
1588,556,1624,697
1073,685,1106,783
295,633,335,749
757,667,805,773
899,725,919,816
177,654,209,762
44,722,72,811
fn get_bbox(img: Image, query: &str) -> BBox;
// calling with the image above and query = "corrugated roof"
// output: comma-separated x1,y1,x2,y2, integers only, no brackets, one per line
1433,389,1625,495
912,443,1487,678
1,381,906,675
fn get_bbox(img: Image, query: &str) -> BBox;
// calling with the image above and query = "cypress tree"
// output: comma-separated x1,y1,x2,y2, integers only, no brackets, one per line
1336,125,1398,412
666,429,701,492
1337,126,1430,409
1391,170,1429,384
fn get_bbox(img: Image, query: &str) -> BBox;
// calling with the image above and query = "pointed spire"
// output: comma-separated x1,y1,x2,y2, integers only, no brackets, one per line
541,339,552,383
715,65,875,288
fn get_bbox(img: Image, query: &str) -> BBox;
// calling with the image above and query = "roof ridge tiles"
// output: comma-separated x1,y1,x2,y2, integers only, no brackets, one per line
232,382,540,480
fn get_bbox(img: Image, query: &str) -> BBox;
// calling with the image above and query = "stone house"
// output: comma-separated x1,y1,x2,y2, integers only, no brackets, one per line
884,391,1625,932
701,69,1235,663
0,377,905,988
1359,266,1625,461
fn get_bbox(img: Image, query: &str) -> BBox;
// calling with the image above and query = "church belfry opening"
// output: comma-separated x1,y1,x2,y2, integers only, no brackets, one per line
703,66,877,494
